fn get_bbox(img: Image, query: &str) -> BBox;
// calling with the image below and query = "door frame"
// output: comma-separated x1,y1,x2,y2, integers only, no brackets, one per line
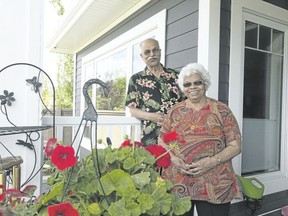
230,0,288,195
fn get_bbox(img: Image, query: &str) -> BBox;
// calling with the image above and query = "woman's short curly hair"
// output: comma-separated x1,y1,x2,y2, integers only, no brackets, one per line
178,63,211,92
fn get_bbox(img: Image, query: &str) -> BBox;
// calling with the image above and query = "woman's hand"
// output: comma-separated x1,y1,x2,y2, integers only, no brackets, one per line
171,155,187,172
183,157,217,176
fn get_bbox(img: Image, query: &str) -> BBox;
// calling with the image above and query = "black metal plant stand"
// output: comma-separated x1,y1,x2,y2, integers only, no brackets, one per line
60,78,110,204
244,196,263,215
0,62,56,192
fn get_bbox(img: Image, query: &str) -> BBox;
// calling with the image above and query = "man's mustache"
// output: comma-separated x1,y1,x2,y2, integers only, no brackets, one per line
148,56,160,61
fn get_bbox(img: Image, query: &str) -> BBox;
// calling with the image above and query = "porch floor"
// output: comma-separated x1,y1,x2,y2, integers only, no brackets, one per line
230,190,288,216
259,209,282,215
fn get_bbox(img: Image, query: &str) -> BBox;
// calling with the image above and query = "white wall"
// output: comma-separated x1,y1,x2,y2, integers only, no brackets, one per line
0,0,44,195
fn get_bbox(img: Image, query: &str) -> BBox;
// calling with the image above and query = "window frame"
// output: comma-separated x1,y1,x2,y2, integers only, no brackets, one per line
80,9,166,116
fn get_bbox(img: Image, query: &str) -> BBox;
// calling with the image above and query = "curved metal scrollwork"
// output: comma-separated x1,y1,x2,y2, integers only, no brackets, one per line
82,78,109,122
0,62,56,189
61,78,110,204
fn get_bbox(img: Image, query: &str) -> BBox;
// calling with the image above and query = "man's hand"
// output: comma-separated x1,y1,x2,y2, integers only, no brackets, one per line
129,107,164,125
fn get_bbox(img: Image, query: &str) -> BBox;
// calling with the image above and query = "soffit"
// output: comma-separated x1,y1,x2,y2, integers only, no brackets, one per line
47,0,151,54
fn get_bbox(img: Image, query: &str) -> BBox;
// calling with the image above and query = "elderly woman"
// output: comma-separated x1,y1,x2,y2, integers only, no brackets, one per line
158,63,241,216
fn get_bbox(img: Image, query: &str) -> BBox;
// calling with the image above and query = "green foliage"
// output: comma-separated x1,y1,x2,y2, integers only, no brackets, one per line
49,0,64,15
96,77,126,111
43,147,191,215
41,78,54,110
41,53,74,110
55,53,74,109
0,146,191,215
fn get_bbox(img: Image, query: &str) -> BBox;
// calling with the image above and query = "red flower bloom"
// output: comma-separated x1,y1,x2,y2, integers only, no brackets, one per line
163,131,185,147
120,140,143,148
48,202,79,216
5,189,24,198
45,138,58,157
0,193,6,202
120,140,131,148
50,145,77,170
163,131,179,143
145,145,171,168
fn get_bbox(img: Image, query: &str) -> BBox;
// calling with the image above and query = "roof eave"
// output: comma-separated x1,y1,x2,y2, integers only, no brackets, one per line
47,0,151,54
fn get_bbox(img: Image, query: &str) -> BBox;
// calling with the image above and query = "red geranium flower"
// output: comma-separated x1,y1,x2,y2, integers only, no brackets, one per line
120,140,143,148
48,202,79,216
120,140,131,148
145,145,171,168
50,145,77,170
163,131,185,147
163,131,179,143
45,138,58,157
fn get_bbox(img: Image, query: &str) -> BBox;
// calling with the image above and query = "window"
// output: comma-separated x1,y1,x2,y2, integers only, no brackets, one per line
242,21,284,175
81,10,166,115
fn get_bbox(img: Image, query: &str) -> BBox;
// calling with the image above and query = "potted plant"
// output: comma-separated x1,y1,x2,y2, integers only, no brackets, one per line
0,132,191,216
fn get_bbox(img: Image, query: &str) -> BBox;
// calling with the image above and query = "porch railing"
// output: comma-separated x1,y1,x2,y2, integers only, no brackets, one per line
41,115,141,158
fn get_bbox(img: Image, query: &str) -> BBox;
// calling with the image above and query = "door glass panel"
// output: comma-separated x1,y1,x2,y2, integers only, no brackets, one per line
259,26,271,51
272,29,284,54
242,21,283,176
245,21,258,48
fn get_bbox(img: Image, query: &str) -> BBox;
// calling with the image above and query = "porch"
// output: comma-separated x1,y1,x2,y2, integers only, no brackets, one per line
41,115,288,216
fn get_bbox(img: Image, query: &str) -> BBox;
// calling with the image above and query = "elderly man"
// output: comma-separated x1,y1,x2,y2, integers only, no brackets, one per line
125,38,185,146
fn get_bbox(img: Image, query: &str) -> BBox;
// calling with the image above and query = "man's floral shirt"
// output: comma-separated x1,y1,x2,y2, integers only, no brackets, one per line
125,66,185,146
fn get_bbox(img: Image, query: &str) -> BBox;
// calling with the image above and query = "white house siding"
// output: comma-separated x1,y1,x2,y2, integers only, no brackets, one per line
0,0,44,196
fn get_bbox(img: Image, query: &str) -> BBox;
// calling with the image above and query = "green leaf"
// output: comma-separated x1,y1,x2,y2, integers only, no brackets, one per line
131,172,150,189
108,198,131,216
38,181,64,205
170,194,192,215
123,157,134,169
145,185,172,215
106,151,117,163
121,186,139,201
88,203,102,215
137,193,154,213
99,169,135,196
126,201,141,216
84,178,99,194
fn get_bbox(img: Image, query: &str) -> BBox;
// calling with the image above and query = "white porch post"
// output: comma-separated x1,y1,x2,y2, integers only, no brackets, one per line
197,0,221,100
0,0,44,196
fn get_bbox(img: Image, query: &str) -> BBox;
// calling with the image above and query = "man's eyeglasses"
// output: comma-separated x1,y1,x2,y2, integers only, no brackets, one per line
183,80,204,88
143,48,161,56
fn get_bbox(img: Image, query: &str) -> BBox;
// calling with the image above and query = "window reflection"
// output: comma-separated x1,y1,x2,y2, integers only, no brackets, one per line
94,49,127,111
133,43,145,74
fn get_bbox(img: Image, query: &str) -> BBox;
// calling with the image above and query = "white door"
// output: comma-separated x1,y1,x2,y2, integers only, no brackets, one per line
230,0,288,195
